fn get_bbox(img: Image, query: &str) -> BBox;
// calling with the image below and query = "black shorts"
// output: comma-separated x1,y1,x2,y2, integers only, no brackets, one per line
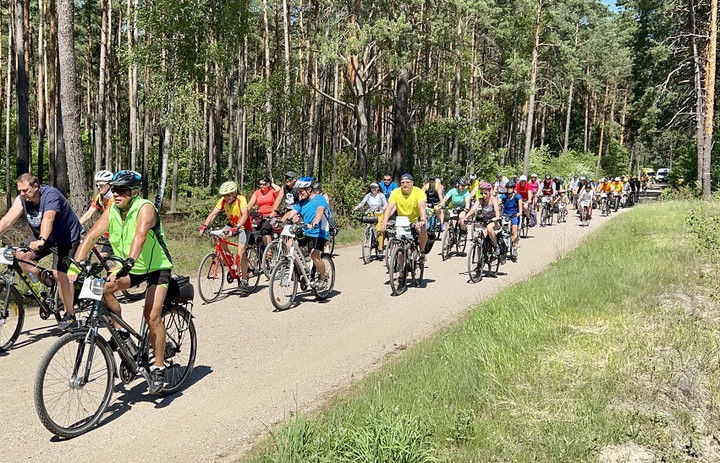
259,217,276,237
298,236,327,252
23,237,79,272
129,269,172,287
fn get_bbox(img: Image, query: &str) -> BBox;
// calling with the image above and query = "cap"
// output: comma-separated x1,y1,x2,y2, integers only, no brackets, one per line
429,175,437,181
370,182,379,188
519,175,527,181
285,171,297,178
401,173,414,181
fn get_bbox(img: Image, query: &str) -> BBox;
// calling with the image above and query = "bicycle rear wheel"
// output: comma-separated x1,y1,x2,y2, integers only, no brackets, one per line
361,226,374,264
541,207,548,226
324,232,335,255
243,246,262,293
456,228,467,255
441,228,452,261
121,281,147,302
158,305,197,395
269,260,298,310
197,253,225,303
34,331,114,438
261,239,283,279
468,241,484,283
0,282,24,352
520,217,528,238
312,254,336,300
389,246,408,296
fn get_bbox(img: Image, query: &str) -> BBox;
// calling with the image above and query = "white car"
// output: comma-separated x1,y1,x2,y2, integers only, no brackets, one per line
656,168,671,183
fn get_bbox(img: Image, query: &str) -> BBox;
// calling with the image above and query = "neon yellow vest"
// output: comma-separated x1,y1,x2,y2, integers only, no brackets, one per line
108,197,173,274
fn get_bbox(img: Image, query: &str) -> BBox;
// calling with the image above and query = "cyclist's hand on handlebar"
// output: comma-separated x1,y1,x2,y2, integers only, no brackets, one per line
109,257,134,281
198,225,207,235
66,262,82,284
229,226,239,236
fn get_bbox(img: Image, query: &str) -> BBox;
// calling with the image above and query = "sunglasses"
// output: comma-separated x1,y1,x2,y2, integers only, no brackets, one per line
111,187,131,195
285,177,295,181
259,183,268,187
96,183,108,189
383,179,391,182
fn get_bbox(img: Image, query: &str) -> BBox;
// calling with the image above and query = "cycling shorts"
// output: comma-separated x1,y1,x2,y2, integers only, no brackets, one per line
298,236,327,252
22,237,80,272
129,269,171,288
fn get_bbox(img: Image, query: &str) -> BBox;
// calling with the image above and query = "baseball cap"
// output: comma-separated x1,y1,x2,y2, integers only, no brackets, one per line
401,173,413,181
285,171,297,178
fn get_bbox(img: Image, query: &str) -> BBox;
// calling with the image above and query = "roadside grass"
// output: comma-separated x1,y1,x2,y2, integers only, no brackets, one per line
245,201,720,462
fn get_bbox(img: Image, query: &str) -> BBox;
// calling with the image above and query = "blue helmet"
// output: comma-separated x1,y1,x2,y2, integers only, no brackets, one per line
110,170,142,187
295,176,313,189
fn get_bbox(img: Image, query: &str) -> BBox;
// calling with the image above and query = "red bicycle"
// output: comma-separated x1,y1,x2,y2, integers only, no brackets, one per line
197,229,262,302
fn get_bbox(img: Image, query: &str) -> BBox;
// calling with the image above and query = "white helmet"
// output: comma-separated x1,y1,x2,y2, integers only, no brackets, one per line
94,170,113,183
519,175,527,182
614,177,620,181
295,176,313,189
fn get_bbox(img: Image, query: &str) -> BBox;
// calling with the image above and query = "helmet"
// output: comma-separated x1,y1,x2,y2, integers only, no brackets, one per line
94,170,113,183
497,172,504,178
580,176,586,181
295,176,313,189
457,177,467,186
218,181,238,195
600,178,606,183
110,170,141,187
519,175,527,181
545,174,551,180
530,173,538,178
614,177,620,182
506,180,516,188
312,181,323,192
469,174,477,181
585,183,592,189
479,181,493,190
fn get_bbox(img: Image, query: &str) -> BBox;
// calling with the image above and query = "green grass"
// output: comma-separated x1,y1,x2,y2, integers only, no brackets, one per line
245,201,720,462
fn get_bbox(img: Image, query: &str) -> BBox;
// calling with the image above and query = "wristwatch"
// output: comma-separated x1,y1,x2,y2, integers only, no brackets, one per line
38,236,47,243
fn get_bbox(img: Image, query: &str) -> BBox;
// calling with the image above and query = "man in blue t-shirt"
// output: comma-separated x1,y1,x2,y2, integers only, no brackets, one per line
499,180,523,260
0,173,83,329
379,174,398,197
281,177,330,290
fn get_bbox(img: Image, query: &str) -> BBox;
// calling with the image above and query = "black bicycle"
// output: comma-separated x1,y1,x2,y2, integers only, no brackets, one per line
440,206,467,260
467,217,502,283
388,217,424,296
34,256,197,438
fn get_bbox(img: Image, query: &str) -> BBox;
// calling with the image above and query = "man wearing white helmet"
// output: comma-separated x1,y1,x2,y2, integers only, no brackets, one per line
79,170,115,226
516,175,533,222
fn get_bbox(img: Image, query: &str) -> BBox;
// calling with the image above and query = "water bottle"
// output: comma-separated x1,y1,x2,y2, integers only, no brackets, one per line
28,272,44,296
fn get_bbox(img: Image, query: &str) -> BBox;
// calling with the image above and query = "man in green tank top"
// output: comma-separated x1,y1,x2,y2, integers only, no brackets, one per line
68,170,173,394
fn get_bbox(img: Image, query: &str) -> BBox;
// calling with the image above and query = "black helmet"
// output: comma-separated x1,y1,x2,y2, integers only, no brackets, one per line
457,177,467,186
110,170,142,187
506,180,517,188
545,174,551,180
312,181,323,192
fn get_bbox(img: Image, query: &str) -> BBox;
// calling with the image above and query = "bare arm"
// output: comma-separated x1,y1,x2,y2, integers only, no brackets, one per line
79,206,98,226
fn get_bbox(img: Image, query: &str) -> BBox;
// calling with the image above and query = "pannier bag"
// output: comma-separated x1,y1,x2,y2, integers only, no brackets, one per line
529,210,537,228
165,275,194,303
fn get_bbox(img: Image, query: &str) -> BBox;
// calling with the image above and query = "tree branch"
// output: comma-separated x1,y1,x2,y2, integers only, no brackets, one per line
309,82,356,111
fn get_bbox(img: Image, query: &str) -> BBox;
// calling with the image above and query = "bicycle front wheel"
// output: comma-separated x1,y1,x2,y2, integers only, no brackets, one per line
244,246,262,293
468,241,484,283
0,282,24,352
389,246,408,296
456,229,467,255
159,305,197,395
34,331,114,438
269,260,298,310
361,226,374,264
441,228,452,261
541,207,548,226
197,253,225,303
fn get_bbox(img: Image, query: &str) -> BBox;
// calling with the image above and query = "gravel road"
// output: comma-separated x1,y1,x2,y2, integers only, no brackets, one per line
0,209,619,462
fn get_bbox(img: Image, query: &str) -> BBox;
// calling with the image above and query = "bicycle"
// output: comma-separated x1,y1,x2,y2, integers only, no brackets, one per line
268,222,336,310
467,217,502,283
440,206,467,261
33,255,197,438
91,234,147,302
388,216,424,296
612,192,621,212
0,244,95,351
540,196,553,227
519,213,529,238
600,193,611,216
197,228,262,303
360,210,384,264
556,199,568,223
260,217,285,279
579,200,591,227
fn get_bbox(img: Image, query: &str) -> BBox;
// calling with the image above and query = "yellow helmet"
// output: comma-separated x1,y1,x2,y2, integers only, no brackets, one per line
218,181,238,195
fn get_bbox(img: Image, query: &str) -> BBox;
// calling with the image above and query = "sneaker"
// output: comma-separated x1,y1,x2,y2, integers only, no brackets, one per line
493,247,501,256
57,312,77,330
149,368,166,394
237,278,249,291
418,253,426,265
313,277,328,291
512,248,518,257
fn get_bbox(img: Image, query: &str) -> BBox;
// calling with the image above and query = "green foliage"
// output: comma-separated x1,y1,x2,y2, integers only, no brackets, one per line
321,152,367,228
600,140,630,177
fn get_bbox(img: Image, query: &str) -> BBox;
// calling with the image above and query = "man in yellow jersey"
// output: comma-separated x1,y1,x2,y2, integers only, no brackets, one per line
68,170,173,394
199,180,252,290
381,173,428,261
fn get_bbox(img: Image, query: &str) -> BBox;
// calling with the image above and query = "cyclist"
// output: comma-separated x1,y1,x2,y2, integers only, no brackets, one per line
274,171,299,213
528,173,540,210
312,182,338,238
198,180,253,289
468,173,478,194
470,181,501,256
539,174,556,210
379,173,398,197
494,172,509,196
68,170,173,394
438,177,471,234
381,173,428,263
500,180,523,260
578,183,595,219
281,177,330,290
0,173,83,330
422,175,444,207
246,176,282,248
516,175,533,221
355,182,387,250
78,170,115,227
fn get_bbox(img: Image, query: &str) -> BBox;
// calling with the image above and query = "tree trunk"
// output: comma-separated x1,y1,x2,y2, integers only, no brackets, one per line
4,5,12,207
128,0,138,170
142,64,151,197
155,99,171,209
95,0,108,173
522,0,542,176
597,81,609,172
36,0,47,183
691,0,707,187
262,0,273,173
15,0,30,175
57,0,87,212
392,67,410,181
702,0,717,198
451,15,463,170
563,81,574,153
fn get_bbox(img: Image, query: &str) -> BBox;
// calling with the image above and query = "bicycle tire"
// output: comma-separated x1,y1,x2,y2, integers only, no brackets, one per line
312,254,335,300
197,253,225,303
520,217,528,238
244,246,262,293
541,207,548,227
468,241,484,283
389,245,408,296
121,281,147,301
456,228,467,255
361,226,374,264
384,238,398,271
261,239,283,279
441,228,452,261
158,305,197,395
269,260,297,310
324,232,335,255
34,331,114,438
0,282,24,352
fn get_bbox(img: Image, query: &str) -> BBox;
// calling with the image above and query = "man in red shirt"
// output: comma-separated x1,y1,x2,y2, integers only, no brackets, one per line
516,175,533,221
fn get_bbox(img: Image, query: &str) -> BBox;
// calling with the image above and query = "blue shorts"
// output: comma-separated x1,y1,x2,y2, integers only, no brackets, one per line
509,216,520,226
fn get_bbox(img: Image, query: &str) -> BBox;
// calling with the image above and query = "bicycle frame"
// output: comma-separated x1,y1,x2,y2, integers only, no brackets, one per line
1,250,62,319
209,232,242,279
279,227,316,286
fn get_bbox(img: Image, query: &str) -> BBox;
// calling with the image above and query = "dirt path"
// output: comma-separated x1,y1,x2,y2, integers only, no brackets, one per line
0,209,622,462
